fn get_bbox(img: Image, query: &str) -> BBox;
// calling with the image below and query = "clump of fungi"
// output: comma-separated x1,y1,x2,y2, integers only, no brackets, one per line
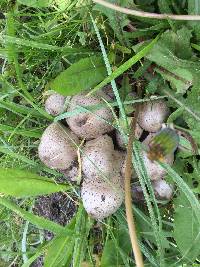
38,91,175,220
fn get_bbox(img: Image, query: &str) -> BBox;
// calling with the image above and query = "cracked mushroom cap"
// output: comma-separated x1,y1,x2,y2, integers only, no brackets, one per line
142,151,174,180
66,93,114,140
137,99,169,132
152,179,173,200
82,135,122,180
38,123,79,170
81,175,124,220
45,93,66,116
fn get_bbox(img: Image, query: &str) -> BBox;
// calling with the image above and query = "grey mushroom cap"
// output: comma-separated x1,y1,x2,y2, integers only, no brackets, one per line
45,93,66,116
38,123,79,170
152,179,173,200
142,151,174,180
137,99,169,132
66,93,114,140
81,175,124,220
82,135,122,180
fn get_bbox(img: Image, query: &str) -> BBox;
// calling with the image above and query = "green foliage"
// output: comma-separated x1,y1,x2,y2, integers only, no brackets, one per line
44,219,76,267
101,226,132,266
17,0,52,8
44,206,90,267
90,33,160,95
94,0,130,45
50,56,107,96
134,27,198,94
0,168,69,197
1,1,200,266
174,193,200,262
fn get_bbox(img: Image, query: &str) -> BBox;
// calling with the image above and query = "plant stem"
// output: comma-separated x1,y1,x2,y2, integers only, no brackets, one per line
93,0,200,21
125,115,144,267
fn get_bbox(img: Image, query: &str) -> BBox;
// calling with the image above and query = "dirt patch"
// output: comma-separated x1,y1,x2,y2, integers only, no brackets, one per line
31,192,77,267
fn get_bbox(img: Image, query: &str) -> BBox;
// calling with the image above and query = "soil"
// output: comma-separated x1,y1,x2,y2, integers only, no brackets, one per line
31,192,77,267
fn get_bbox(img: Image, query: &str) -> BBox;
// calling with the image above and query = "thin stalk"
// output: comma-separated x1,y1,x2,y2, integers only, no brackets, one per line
93,0,200,21
125,116,144,267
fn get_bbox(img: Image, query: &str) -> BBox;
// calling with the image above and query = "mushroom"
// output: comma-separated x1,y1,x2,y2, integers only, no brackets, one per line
142,151,174,180
131,179,173,201
137,99,169,132
81,134,125,219
116,123,143,150
66,93,114,140
152,179,173,200
81,174,124,220
38,122,79,170
59,162,80,182
45,93,66,116
82,135,124,180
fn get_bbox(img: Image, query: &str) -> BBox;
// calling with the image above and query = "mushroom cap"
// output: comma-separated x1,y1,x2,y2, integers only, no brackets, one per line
45,93,66,116
137,100,169,132
82,135,120,180
66,93,114,140
142,151,174,180
38,123,79,170
152,179,173,200
116,123,143,150
81,175,124,220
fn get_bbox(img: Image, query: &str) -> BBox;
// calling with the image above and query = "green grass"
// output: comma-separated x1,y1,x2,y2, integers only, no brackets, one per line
0,1,200,266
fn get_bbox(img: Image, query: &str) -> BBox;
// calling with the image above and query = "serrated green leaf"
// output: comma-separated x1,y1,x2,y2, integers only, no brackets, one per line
0,168,68,197
184,85,200,144
133,28,198,94
50,56,107,96
17,0,51,8
174,193,200,262
156,67,193,94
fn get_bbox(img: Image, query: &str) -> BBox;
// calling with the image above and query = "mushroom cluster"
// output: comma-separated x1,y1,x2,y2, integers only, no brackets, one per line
38,92,175,220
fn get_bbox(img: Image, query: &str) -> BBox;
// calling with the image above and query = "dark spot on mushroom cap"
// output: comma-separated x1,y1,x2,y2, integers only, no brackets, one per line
101,195,105,202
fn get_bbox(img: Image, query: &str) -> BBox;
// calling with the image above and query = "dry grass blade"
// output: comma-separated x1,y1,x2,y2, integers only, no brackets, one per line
93,0,200,20
125,116,144,267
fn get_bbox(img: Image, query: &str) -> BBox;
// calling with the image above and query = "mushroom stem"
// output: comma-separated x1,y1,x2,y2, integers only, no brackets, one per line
125,117,144,267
